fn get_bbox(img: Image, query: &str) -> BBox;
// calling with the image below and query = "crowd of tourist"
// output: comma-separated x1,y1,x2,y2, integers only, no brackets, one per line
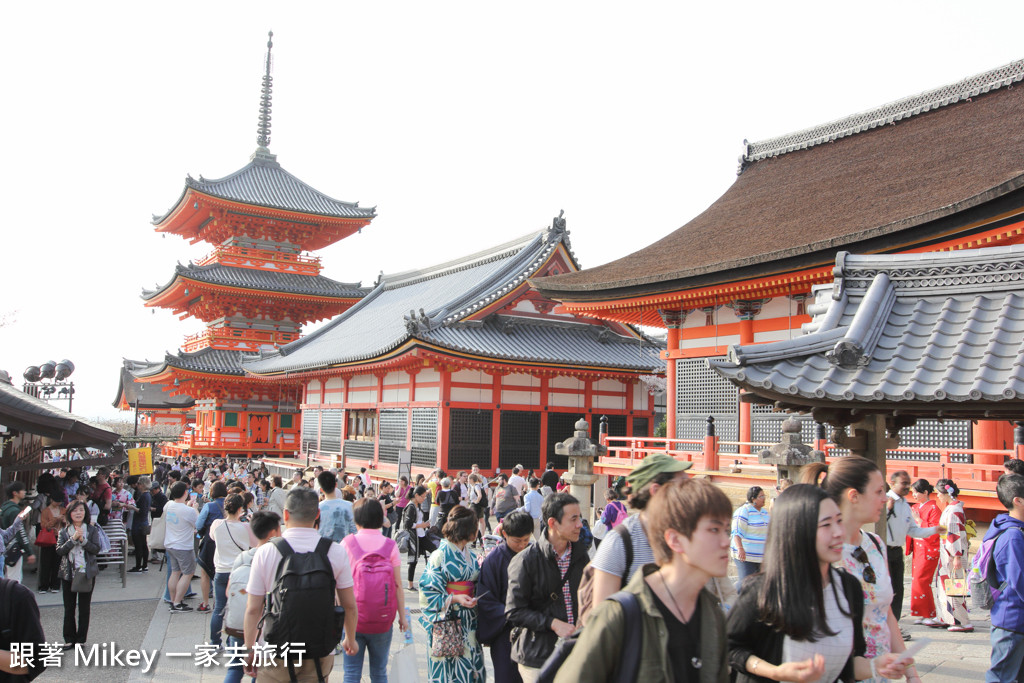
5,451,1024,682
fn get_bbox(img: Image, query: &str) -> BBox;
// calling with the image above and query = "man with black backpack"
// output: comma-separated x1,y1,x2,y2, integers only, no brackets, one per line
244,488,357,682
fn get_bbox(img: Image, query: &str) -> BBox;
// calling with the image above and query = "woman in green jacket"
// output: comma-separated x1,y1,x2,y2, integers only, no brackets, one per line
555,478,731,683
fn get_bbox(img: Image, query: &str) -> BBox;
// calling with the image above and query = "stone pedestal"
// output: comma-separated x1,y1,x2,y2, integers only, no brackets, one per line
758,417,825,486
555,418,605,522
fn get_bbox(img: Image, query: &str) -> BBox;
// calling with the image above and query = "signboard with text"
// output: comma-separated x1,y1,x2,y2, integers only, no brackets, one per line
127,447,153,475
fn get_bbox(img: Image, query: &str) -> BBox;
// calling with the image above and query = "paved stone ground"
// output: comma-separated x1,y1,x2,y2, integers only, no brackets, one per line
16,541,995,681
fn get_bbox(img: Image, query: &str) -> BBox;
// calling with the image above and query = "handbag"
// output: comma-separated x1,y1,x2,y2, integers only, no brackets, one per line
944,568,970,597
71,569,93,593
34,527,57,547
390,641,420,683
148,515,166,550
4,544,24,567
430,610,465,658
592,519,608,540
95,524,112,554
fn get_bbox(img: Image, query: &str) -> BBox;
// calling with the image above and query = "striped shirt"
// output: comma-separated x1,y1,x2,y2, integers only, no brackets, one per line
731,503,770,563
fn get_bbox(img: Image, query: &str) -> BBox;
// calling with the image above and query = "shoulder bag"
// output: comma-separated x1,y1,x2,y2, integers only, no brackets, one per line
430,608,464,658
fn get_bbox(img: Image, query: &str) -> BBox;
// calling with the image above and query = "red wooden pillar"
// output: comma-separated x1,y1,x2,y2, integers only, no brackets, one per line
975,420,1012,465
438,367,452,473
375,373,385,465
538,375,549,467
491,372,502,471
732,300,766,455
661,309,683,444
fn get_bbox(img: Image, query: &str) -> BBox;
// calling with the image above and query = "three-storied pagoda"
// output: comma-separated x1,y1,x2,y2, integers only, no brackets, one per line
118,33,375,458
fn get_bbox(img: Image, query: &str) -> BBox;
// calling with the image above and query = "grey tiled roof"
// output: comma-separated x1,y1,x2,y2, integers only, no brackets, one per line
113,361,195,409
154,154,376,223
133,348,257,378
141,262,367,300
710,245,1024,415
0,378,120,447
243,222,661,375
425,317,662,370
742,58,1024,169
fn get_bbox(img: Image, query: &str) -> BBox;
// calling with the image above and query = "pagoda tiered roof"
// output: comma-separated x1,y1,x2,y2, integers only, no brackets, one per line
243,221,663,377
153,153,376,249
141,261,366,323
533,58,1024,314
710,245,1024,420
113,360,196,411
133,348,255,381
142,262,366,300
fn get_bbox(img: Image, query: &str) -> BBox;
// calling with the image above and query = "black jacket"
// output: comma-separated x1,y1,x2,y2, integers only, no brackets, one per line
726,568,866,683
505,529,589,667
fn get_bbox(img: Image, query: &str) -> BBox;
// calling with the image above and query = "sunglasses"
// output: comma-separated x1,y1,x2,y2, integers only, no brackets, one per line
851,546,876,584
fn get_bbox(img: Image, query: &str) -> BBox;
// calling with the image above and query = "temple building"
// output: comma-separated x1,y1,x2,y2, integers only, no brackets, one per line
118,33,375,458
242,215,663,473
532,58,1024,466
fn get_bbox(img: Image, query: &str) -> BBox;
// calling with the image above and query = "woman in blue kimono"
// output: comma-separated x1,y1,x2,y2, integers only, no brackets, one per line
419,505,486,682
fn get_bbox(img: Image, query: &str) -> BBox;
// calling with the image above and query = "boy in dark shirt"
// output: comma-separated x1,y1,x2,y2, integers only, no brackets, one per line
478,511,534,683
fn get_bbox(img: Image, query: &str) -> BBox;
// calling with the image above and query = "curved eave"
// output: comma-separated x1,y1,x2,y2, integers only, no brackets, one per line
534,171,1024,301
153,188,373,248
141,275,363,310
717,381,1024,420
244,337,663,380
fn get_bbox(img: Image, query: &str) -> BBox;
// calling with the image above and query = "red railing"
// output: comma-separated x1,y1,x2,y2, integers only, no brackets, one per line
599,435,1010,510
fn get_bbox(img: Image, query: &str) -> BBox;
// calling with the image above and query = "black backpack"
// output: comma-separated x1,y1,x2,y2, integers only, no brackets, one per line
260,537,343,678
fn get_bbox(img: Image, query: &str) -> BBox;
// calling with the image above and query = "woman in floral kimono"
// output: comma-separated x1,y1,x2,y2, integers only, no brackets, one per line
420,505,486,682
934,478,973,632
909,479,942,625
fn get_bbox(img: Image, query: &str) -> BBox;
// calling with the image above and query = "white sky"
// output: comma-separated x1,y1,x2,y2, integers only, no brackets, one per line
2,1,1022,421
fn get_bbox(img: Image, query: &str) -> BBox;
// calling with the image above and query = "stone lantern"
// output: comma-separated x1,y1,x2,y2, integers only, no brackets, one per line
758,417,824,485
555,418,606,522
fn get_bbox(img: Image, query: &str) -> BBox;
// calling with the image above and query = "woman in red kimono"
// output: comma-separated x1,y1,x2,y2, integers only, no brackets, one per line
909,479,942,625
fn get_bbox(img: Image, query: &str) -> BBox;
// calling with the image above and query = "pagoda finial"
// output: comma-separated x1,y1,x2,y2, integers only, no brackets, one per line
256,31,274,150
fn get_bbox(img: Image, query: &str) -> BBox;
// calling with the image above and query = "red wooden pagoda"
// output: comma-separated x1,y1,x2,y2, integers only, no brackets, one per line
121,33,375,458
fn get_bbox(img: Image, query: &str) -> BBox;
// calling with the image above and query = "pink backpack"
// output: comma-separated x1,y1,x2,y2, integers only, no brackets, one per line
343,535,399,634
607,501,628,528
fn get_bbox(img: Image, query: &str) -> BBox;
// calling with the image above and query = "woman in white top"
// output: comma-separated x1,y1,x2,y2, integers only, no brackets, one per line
803,457,921,683
728,484,909,683
208,494,257,648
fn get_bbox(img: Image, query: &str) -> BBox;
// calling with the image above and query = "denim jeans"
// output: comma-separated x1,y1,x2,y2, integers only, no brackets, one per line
342,630,393,683
734,559,760,591
988,627,1024,683
222,635,255,683
210,572,230,646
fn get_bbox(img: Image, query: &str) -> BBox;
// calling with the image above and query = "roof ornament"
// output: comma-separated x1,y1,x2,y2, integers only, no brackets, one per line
252,31,278,164
404,308,431,334
548,210,567,239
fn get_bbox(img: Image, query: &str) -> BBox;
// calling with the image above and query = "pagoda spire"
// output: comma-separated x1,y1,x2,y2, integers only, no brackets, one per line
253,31,277,164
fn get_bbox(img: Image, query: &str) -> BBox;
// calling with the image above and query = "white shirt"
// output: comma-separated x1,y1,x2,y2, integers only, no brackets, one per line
508,474,527,495
886,492,939,547
163,500,199,551
246,527,354,598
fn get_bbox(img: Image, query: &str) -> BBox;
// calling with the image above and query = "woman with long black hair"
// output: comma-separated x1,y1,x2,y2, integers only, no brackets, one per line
402,485,437,591
908,479,941,625
728,484,909,683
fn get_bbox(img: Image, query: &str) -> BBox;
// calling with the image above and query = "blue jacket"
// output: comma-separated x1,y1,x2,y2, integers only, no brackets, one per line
477,541,515,646
986,513,1024,633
